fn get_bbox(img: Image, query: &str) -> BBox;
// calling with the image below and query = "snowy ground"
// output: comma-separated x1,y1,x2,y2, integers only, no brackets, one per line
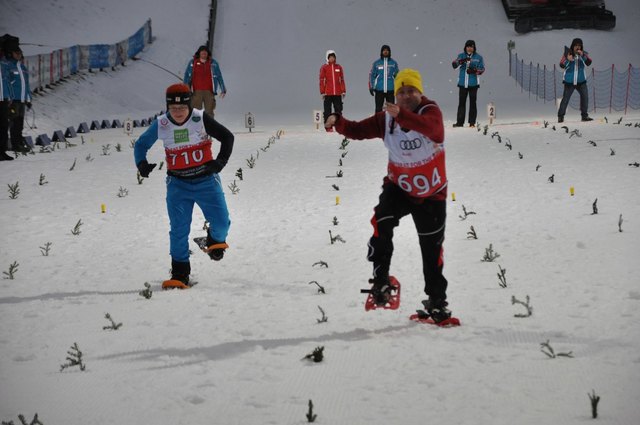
2,0,640,423
1,117,639,424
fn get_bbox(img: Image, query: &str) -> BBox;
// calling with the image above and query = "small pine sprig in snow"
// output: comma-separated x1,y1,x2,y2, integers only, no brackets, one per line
467,225,478,240
71,219,83,235
511,295,533,318
3,413,44,425
618,214,623,232
497,264,507,288
38,174,48,185
316,306,328,323
117,186,129,198
228,180,240,194
69,158,77,171
7,181,20,199
60,342,86,372
591,198,598,215
312,261,328,268
103,313,123,330
302,346,324,363
459,204,476,220
306,399,318,423
101,144,111,155
481,244,500,262
540,340,573,358
329,230,346,244
39,242,53,256
139,282,152,299
308,280,326,294
3,261,19,279
588,389,601,419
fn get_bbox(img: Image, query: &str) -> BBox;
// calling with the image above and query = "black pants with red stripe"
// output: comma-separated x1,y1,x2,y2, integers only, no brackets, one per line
367,181,448,301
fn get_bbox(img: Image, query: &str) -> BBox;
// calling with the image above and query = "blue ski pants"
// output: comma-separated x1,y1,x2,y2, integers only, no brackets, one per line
166,174,230,262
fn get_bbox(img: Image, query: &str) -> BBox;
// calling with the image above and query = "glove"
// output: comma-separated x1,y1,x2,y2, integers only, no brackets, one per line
458,58,468,65
210,159,224,174
26,102,32,110
137,160,157,177
466,68,476,75
369,88,374,96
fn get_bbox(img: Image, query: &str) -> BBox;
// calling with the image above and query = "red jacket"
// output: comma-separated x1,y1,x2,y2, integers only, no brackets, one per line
191,59,214,91
319,63,346,96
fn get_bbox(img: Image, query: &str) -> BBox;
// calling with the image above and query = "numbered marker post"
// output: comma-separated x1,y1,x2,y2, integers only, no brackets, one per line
487,102,496,125
313,110,322,130
245,113,255,133
123,119,133,135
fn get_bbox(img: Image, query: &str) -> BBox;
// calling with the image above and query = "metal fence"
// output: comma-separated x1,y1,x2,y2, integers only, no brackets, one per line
23,19,153,93
509,50,640,114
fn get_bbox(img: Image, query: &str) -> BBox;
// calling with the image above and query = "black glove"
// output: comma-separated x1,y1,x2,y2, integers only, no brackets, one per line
137,160,157,177
369,88,374,96
26,102,32,110
466,68,476,75
458,58,467,65
210,159,225,174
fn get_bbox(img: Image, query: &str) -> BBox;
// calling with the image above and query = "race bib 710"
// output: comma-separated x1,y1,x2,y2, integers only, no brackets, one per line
165,140,213,170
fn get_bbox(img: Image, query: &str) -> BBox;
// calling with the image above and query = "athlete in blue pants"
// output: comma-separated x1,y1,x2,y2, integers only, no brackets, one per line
134,83,234,288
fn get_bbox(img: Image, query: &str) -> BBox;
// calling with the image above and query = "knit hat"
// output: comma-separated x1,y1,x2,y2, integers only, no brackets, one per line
166,83,192,106
394,68,423,95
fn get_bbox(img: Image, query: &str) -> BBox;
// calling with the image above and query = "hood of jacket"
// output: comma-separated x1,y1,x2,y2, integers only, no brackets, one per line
325,50,336,63
464,39,476,54
380,44,391,58
570,38,583,51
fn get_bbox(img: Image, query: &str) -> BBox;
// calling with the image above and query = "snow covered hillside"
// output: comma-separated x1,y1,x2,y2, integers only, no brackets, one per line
1,1,640,424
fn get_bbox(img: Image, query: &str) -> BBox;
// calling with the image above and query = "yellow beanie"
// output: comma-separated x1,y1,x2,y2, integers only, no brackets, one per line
394,68,423,95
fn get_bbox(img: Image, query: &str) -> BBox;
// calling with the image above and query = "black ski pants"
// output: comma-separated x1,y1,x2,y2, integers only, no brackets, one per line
367,181,448,301
374,90,394,113
323,95,343,123
0,101,9,153
558,82,589,119
456,86,479,126
8,102,25,150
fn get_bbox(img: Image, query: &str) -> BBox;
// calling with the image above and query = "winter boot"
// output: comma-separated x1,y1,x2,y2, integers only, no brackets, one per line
162,260,191,289
368,274,394,305
206,234,228,261
421,298,452,324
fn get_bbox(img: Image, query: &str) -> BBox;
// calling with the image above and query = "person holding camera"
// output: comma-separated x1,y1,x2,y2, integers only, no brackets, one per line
558,38,593,123
451,40,485,128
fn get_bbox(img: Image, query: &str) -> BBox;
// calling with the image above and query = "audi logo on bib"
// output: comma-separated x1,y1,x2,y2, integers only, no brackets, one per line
399,138,422,150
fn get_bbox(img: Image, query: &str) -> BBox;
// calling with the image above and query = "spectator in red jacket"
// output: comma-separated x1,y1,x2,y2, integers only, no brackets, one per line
319,50,346,131
183,45,226,116
323,69,452,324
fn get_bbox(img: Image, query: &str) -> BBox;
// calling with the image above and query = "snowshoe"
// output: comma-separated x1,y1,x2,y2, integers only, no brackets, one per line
193,236,229,261
362,275,401,311
410,299,460,327
162,261,192,290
